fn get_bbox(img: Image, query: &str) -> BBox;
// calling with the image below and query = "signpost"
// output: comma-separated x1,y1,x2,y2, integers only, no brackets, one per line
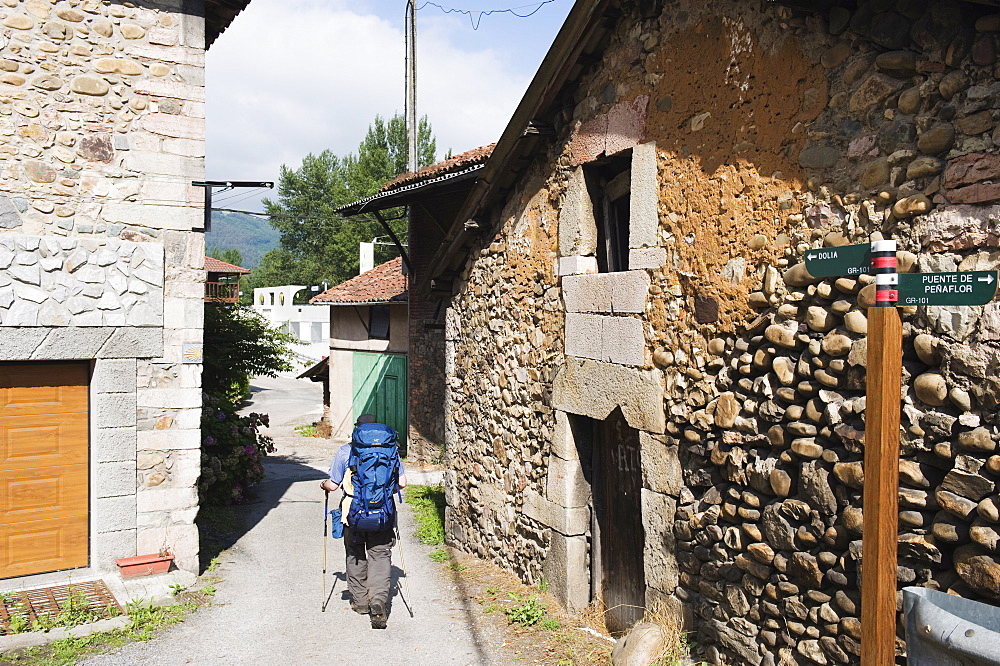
798,240,998,666
803,242,872,277
898,271,997,306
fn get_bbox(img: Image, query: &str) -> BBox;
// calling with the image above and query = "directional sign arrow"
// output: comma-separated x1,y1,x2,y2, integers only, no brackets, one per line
898,271,999,307
803,242,872,278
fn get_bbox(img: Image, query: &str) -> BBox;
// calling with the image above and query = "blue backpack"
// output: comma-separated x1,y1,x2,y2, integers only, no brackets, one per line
346,423,401,532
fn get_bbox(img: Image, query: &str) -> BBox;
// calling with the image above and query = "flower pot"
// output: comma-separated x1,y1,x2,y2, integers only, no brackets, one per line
115,553,174,578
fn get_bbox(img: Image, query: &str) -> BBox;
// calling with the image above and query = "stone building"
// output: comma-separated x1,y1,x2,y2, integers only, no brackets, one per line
424,0,1000,663
311,257,409,443
338,145,493,462
0,0,249,584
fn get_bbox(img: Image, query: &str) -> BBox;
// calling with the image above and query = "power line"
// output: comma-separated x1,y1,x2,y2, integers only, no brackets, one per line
415,0,559,30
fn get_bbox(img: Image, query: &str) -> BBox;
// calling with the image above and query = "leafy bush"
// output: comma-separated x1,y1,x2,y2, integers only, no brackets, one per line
198,393,275,505
199,302,292,506
202,302,296,403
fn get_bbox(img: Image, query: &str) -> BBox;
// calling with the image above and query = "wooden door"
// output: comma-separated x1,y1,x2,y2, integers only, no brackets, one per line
592,407,645,634
0,362,90,579
352,352,407,447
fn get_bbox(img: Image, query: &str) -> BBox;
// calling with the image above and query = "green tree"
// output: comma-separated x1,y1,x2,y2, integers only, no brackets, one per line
254,113,436,298
200,303,297,505
208,247,244,268
202,302,297,403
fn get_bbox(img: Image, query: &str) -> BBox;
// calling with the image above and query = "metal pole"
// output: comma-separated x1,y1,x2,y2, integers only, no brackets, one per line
861,240,901,666
406,0,418,173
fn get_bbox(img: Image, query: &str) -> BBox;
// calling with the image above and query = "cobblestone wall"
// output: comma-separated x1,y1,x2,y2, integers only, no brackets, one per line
0,0,206,573
445,168,565,582
445,0,1000,663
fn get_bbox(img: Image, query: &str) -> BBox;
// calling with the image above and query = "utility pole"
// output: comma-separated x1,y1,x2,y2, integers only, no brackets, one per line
406,0,418,173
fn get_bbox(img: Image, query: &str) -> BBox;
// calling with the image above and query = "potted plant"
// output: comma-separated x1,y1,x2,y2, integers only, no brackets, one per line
115,548,174,578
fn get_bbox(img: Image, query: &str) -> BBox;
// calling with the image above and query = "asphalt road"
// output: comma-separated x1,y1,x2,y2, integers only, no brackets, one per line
83,374,506,665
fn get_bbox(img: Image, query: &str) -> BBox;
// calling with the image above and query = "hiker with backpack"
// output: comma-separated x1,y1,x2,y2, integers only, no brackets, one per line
320,413,406,629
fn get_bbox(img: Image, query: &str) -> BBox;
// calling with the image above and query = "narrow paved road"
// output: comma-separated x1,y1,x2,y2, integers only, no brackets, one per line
84,374,507,665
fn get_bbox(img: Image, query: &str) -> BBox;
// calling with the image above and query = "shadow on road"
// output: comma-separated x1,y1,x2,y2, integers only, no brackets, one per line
197,456,328,573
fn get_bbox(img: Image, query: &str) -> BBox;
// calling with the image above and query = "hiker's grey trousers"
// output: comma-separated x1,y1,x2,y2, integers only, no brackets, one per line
345,526,395,608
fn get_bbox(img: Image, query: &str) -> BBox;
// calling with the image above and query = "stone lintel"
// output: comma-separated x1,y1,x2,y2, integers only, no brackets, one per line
0,329,49,360
553,357,665,434
99,327,164,358
32,328,114,360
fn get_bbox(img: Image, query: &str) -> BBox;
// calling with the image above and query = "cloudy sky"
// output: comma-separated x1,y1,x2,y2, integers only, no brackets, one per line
205,0,573,212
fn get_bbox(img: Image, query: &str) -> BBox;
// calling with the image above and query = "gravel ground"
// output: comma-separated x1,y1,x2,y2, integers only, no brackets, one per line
82,374,511,666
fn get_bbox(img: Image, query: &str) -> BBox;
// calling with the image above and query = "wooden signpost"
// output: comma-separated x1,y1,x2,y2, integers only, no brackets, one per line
803,241,998,666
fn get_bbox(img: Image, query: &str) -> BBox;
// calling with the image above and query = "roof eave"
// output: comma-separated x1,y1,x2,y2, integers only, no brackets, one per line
418,0,613,295
337,164,485,217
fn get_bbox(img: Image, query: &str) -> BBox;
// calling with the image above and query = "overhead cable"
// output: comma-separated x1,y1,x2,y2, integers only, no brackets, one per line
415,0,559,29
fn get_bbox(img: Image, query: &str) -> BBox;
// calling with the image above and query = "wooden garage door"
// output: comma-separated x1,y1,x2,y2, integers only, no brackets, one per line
0,362,89,579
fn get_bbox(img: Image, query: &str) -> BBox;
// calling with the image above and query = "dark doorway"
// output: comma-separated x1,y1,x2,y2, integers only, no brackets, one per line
571,407,646,634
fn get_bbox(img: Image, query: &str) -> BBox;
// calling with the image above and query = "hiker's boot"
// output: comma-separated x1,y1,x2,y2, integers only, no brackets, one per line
350,602,369,615
370,601,387,629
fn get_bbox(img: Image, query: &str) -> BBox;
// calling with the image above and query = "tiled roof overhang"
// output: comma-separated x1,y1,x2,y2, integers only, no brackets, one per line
205,0,253,49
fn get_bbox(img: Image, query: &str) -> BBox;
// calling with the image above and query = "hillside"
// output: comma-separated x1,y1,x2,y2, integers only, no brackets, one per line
206,211,280,269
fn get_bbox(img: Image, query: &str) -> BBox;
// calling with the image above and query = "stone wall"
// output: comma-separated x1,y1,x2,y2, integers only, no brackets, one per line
444,0,1000,663
0,0,207,574
408,208,447,462
444,166,565,582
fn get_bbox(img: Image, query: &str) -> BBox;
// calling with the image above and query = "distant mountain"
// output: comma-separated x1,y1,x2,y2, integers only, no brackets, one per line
206,211,280,269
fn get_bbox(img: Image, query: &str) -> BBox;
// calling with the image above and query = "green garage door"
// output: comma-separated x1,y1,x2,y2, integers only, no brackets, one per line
352,352,407,447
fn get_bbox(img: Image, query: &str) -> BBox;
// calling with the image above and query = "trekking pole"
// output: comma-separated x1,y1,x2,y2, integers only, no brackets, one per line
395,488,414,617
322,489,329,612
395,523,414,617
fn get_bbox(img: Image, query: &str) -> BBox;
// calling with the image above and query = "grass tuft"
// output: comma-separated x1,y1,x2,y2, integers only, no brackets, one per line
405,484,446,546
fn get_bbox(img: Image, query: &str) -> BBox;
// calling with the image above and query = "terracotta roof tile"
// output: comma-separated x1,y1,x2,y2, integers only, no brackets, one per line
379,144,495,194
310,257,407,304
205,256,250,274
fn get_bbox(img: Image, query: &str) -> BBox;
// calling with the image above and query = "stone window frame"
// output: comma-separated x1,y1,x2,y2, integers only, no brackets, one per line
585,151,633,274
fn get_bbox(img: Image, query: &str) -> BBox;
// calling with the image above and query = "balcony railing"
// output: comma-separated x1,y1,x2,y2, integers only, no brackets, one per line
205,282,240,303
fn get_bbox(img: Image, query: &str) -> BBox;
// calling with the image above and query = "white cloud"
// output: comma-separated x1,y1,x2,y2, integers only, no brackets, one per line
206,0,547,209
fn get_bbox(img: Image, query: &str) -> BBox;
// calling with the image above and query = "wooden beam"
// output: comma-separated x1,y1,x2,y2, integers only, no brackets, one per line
861,305,902,666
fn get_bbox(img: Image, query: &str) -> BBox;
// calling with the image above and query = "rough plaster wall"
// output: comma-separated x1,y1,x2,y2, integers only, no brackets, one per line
642,11,826,332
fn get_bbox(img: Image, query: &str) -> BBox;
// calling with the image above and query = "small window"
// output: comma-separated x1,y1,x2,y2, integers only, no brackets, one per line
369,305,390,340
587,153,631,273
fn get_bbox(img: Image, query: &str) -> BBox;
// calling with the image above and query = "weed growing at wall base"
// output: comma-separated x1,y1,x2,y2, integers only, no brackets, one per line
405,484,446,546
